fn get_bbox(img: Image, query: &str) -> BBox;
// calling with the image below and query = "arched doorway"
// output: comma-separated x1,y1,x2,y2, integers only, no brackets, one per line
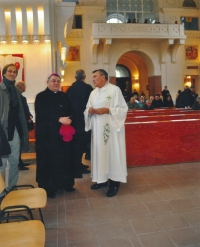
116,51,149,98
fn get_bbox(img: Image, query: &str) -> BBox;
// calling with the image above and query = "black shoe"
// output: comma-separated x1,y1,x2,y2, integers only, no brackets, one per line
82,163,89,169
65,187,76,192
23,163,30,166
85,154,91,160
47,191,56,198
91,182,108,190
82,167,90,174
106,187,118,197
19,162,30,167
18,165,29,170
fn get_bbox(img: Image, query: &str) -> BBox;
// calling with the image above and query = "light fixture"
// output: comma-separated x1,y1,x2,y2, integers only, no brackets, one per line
22,36,28,44
0,36,7,45
61,47,67,63
61,70,65,76
44,35,50,44
11,36,17,44
33,35,39,44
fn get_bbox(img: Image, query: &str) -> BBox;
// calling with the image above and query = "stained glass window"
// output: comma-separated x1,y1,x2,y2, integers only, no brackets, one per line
106,0,154,23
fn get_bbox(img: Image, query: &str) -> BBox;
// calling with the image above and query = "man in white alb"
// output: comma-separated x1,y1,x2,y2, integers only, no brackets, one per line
84,69,128,197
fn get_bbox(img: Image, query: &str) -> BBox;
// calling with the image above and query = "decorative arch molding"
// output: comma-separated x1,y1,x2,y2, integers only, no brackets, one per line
159,38,185,64
110,47,156,77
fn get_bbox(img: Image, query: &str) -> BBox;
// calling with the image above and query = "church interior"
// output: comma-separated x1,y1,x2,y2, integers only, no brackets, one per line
1,0,200,246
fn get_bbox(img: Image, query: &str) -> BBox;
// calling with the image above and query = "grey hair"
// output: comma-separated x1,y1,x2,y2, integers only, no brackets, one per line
75,69,85,80
146,99,152,103
92,69,108,80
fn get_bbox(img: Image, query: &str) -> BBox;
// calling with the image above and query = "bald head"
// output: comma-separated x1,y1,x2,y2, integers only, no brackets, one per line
15,80,26,93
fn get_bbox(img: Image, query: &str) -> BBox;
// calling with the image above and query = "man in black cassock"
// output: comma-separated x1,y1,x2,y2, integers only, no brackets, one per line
66,69,93,175
35,73,78,198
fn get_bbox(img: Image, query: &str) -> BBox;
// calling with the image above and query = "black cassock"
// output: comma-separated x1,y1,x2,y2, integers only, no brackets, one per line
35,88,76,192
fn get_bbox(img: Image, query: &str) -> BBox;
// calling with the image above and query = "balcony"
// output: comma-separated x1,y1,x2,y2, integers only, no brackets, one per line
92,23,186,40
90,23,186,64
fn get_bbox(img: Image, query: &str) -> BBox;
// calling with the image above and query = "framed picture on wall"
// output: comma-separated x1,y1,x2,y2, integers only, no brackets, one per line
185,45,198,60
0,54,24,82
67,46,80,61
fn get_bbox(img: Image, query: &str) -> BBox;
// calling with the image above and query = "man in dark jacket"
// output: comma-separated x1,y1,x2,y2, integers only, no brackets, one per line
15,80,33,170
152,94,164,108
179,86,194,108
0,63,29,199
66,69,93,175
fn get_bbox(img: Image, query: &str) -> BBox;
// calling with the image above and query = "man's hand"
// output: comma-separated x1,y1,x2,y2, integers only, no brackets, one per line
88,107,96,115
59,117,72,125
95,108,109,115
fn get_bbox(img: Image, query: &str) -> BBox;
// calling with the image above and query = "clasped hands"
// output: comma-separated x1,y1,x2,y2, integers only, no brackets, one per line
89,107,109,115
59,117,72,125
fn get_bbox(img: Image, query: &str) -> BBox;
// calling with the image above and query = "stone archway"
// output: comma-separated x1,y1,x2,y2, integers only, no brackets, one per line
110,48,161,99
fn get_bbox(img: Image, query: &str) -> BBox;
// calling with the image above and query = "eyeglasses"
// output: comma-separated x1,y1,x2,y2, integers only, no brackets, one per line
49,80,61,83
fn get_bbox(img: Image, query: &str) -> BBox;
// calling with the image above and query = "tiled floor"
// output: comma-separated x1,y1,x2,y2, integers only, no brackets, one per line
19,153,200,247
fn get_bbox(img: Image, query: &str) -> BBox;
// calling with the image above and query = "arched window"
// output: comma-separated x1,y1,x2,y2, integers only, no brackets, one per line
115,65,130,78
107,0,155,24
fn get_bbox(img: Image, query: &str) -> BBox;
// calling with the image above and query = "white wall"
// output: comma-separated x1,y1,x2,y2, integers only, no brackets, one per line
0,43,52,120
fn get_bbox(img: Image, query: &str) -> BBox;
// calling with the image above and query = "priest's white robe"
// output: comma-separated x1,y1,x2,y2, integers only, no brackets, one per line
84,82,128,183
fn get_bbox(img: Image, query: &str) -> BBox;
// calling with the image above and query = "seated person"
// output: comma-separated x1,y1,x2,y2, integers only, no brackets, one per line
192,96,200,110
149,95,154,101
142,99,154,110
137,96,145,109
152,94,164,108
163,95,174,107
127,97,138,109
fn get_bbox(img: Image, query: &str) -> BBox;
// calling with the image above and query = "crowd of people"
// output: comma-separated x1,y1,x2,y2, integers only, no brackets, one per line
126,85,199,110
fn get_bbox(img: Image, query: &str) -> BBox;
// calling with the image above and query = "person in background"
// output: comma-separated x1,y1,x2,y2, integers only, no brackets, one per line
131,89,139,99
15,81,33,170
190,85,198,107
142,99,154,110
152,94,164,108
140,91,146,98
35,73,76,198
0,63,29,200
162,86,170,103
122,88,131,103
175,90,182,108
138,96,146,109
127,97,138,109
149,95,154,101
178,86,193,108
66,69,93,175
192,96,200,110
84,69,128,197
163,94,174,107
